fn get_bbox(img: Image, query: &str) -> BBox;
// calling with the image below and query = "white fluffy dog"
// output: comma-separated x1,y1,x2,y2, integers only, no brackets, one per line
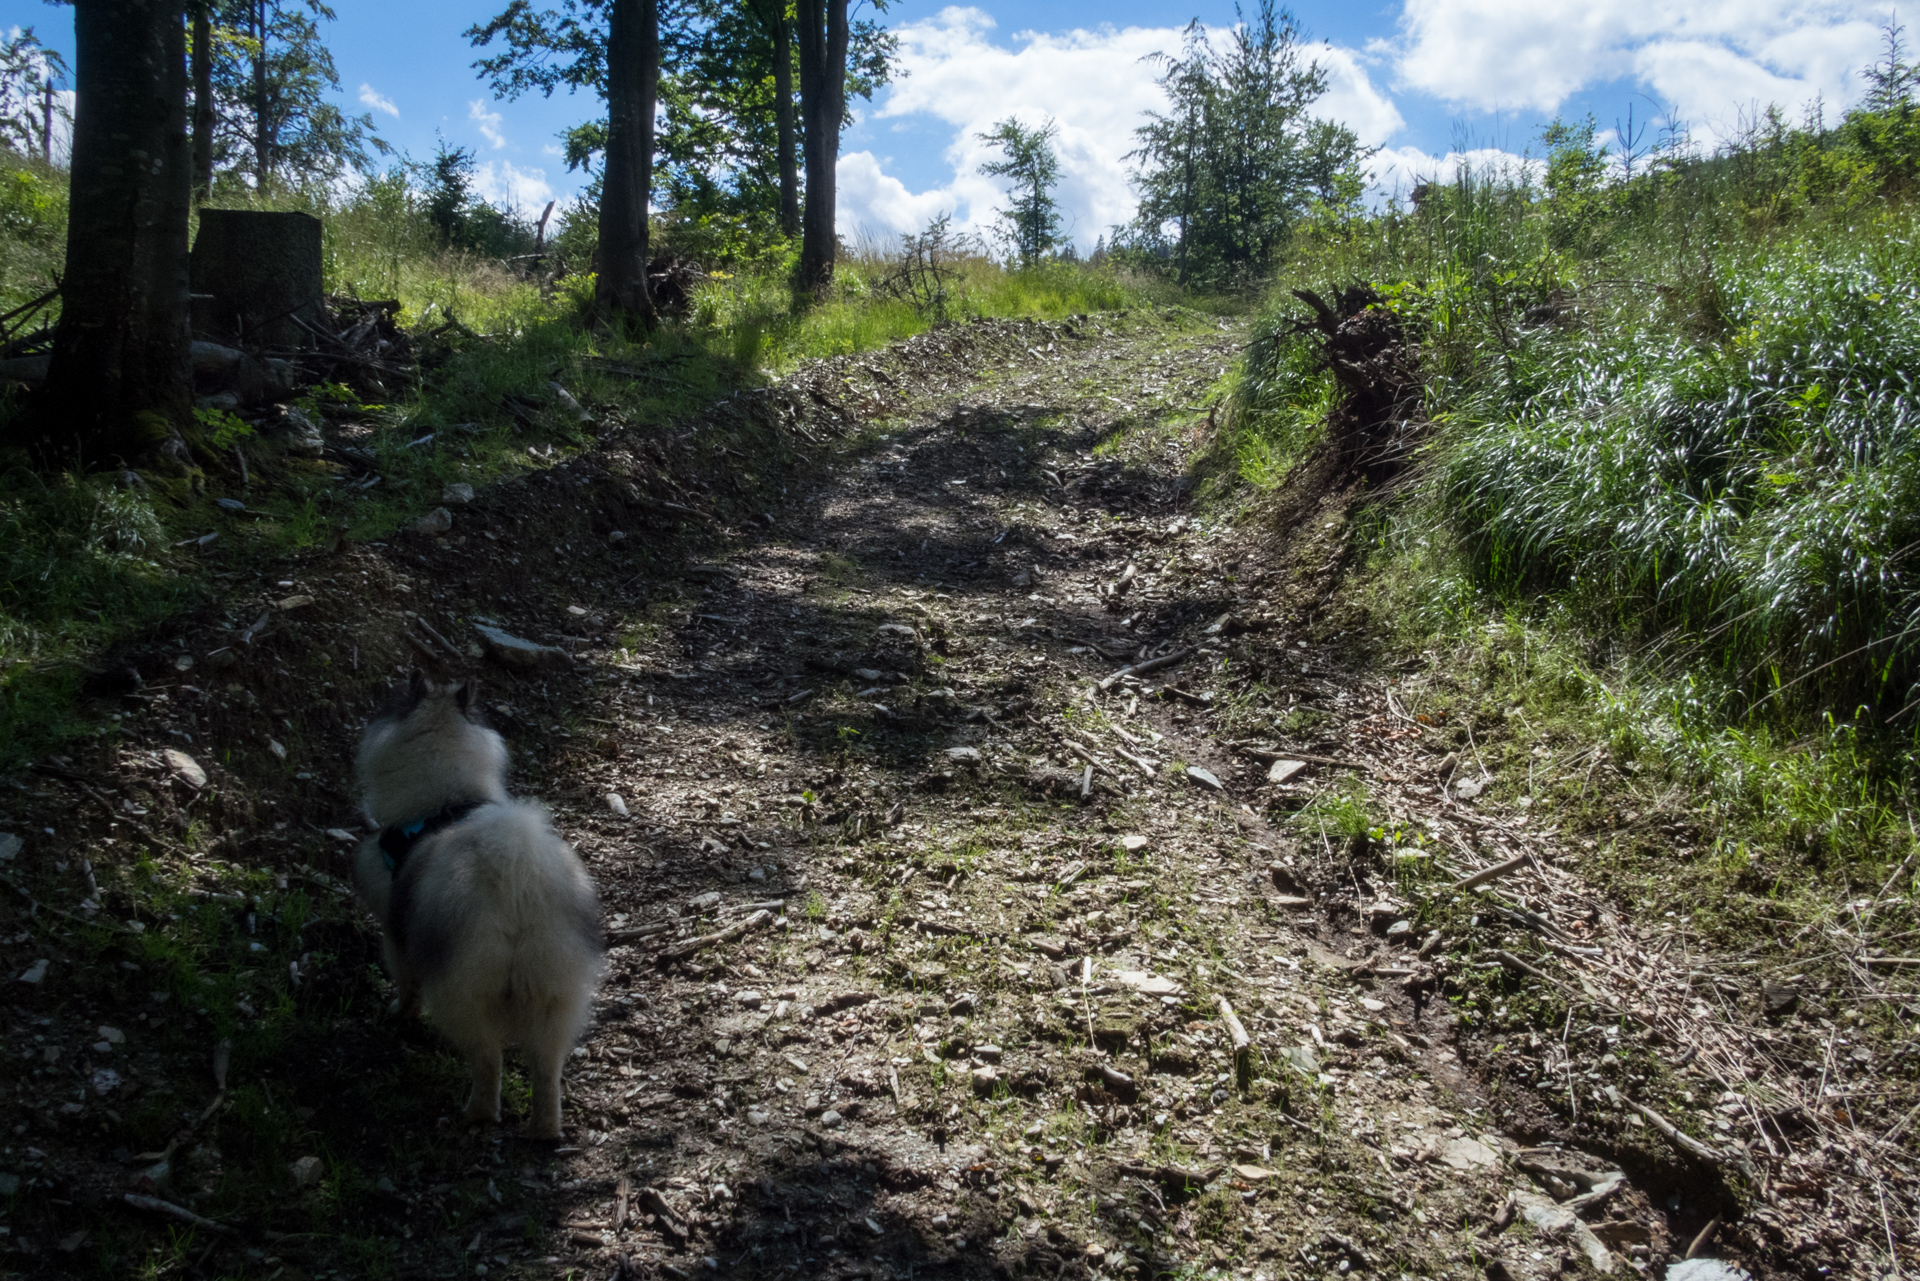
353,672,602,1139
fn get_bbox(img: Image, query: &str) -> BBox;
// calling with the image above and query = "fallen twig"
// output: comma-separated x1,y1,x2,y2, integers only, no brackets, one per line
122,1193,235,1234
1218,996,1252,1084
1098,647,1193,692
656,909,773,962
1625,1097,1727,1165
1452,853,1533,893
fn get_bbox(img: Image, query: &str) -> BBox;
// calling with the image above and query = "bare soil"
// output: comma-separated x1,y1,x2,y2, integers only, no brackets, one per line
0,308,1905,1280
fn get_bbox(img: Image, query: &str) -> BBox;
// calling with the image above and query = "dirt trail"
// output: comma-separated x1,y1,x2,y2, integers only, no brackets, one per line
1,310,1867,1280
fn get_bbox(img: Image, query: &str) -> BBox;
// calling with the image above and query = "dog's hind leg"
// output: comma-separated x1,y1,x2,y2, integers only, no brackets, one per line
463,1040,503,1126
522,1014,573,1140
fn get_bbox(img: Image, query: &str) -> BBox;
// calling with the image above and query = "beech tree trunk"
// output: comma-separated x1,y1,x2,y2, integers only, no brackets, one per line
191,5,213,201
594,0,659,325
18,0,193,463
795,0,847,294
251,0,270,190
762,0,800,239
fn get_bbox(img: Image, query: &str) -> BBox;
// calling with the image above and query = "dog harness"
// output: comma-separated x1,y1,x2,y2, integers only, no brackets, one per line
379,800,486,872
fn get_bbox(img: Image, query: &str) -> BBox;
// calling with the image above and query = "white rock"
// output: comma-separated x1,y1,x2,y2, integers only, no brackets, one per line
18,958,48,984
1109,970,1181,997
1267,758,1306,784
98,1025,125,1044
606,792,630,817
1454,776,1484,800
90,1068,122,1095
1666,1262,1752,1281
441,482,475,504
1119,835,1149,852
1440,1136,1498,1169
1185,765,1223,790
1513,1191,1613,1273
267,739,287,761
162,749,208,788
944,746,982,763
288,1155,325,1189
0,832,21,862
414,506,454,536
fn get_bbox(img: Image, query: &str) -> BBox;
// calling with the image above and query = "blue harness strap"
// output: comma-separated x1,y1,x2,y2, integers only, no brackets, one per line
378,801,484,873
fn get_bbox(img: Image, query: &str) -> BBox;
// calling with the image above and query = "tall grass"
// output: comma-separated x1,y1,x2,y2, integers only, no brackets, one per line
1218,116,1920,887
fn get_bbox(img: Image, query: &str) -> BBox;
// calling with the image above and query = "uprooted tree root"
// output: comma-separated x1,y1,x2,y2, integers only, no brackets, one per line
1291,284,1423,485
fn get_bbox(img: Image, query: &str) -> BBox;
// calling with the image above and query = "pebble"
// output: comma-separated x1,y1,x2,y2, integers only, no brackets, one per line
162,749,208,789
0,832,19,862
1267,758,1306,784
1119,834,1149,852
288,1155,325,1189
1454,776,1484,800
90,1068,121,1095
605,792,630,817
97,1025,124,1045
18,958,48,984
441,482,475,504
819,1109,844,1129
1185,765,1223,790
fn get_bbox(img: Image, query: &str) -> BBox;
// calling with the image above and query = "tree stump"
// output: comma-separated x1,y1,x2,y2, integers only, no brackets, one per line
190,209,323,349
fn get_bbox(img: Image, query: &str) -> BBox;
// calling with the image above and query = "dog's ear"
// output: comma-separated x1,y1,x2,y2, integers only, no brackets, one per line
376,668,433,721
455,677,481,719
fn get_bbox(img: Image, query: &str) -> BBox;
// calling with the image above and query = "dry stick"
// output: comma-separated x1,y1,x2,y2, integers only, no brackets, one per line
1626,1097,1727,1164
412,616,465,664
1218,996,1252,1086
655,909,773,962
1685,1217,1721,1260
1231,744,1371,771
122,1193,235,1235
1452,853,1533,893
1098,646,1193,692
615,1175,631,1233
607,921,672,944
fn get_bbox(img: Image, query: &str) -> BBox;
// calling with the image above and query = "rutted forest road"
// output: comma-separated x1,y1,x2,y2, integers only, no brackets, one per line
3,310,1895,1281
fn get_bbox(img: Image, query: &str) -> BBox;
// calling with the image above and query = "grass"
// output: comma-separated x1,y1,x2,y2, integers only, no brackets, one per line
1206,109,1920,902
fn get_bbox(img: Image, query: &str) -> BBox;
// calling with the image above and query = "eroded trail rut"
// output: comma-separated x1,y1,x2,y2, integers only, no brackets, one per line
6,311,1849,1281
460,313,1738,1281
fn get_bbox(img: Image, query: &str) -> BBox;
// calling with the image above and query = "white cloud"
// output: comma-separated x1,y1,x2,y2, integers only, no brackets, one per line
1383,0,1889,141
837,7,1400,249
358,83,399,118
837,151,957,241
469,98,507,150
474,160,553,212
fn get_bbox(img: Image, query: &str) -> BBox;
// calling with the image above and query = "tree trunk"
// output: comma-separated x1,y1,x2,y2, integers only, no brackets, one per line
252,0,270,191
770,5,800,239
191,5,213,201
594,0,658,325
795,0,846,294
17,0,193,463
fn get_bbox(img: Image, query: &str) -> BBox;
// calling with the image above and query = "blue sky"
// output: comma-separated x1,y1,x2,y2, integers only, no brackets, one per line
3,0,1899,247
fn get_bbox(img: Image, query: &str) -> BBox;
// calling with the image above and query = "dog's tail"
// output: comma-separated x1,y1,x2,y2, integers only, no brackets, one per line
407,803,603,1051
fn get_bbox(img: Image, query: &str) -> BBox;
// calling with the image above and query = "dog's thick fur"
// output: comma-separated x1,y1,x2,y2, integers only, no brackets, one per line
353,672,602,1138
